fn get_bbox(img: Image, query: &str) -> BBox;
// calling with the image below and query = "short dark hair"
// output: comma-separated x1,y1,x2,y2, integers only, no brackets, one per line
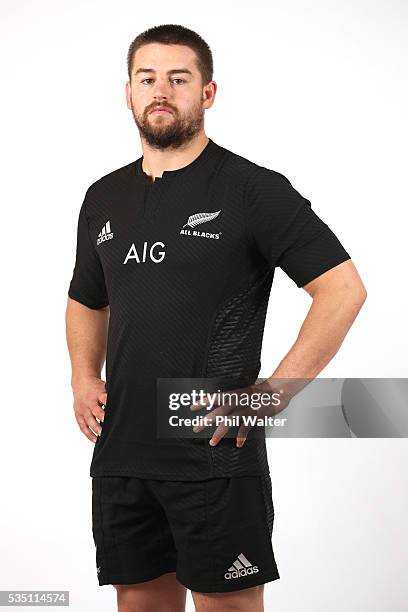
127,24,213,86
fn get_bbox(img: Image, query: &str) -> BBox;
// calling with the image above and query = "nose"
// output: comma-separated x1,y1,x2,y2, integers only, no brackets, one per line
152,76,172,100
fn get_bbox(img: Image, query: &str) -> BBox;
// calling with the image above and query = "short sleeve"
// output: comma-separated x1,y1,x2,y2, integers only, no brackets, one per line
68,192,109,309
244,167,351,288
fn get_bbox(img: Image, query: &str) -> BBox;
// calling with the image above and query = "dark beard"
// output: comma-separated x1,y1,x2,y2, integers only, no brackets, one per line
132,101,205,150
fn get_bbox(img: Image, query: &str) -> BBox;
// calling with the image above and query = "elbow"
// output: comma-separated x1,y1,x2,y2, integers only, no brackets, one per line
355,281,367,306
344,280,367,312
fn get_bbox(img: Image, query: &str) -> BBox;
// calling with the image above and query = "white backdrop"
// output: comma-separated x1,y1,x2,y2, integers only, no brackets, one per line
1,1,407,610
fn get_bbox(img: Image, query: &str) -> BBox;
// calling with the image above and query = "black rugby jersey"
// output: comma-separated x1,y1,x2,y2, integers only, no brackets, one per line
68,138,351,480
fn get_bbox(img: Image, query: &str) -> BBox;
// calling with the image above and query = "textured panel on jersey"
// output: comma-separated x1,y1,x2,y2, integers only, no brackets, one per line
68,138,351,480
203,264,274,477
205,264,274,380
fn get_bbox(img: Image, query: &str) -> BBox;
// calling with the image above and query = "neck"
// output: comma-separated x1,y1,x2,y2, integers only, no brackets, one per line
140,132,209,181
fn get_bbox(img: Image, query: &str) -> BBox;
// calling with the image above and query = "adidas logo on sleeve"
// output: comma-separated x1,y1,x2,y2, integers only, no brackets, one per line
97,220,114,245
224,552,259,579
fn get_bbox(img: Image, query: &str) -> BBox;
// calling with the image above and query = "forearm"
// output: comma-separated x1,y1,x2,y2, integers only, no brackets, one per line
65,297,110,386
266,284,367,397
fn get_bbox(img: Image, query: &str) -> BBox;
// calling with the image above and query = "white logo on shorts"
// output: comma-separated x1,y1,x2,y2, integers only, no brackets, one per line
224,552,259,579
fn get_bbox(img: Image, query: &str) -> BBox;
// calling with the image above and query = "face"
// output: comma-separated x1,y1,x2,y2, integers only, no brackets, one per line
126,43,216,150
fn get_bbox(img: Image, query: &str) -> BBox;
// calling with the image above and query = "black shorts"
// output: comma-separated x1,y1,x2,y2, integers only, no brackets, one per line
91,474,280,593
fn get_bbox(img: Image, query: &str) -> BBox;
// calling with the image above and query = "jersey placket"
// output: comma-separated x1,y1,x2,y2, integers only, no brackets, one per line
142,176,165,222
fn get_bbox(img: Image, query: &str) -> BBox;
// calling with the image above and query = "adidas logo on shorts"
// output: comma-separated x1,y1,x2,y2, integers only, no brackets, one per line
97,220,114,245
224,552,259,580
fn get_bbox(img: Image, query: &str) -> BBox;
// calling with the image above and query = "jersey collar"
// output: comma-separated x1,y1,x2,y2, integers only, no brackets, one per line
134,138,219,182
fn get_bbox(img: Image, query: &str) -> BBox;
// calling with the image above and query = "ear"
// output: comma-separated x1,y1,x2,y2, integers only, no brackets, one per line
125,81,132,110
203,81,217,110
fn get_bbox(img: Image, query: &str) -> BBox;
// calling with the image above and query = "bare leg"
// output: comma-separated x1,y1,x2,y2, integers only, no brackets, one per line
191,584,264,612
114,571,187,612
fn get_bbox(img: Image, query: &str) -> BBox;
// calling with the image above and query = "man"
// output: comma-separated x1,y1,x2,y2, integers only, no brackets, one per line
65,24,367,612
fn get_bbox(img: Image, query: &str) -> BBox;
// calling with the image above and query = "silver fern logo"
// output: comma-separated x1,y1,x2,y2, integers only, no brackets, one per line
183,210,221,228
180,210,222,240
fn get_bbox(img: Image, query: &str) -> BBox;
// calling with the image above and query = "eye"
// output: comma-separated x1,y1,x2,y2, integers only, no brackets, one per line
140,77,186,85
